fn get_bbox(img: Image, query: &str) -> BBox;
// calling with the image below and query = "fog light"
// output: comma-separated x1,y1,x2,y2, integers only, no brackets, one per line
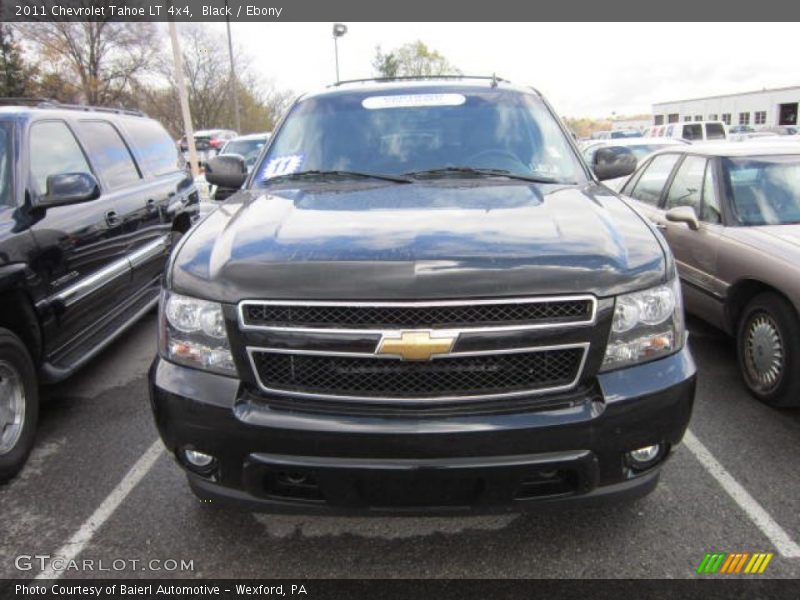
181,448,217,475
627,444,662,467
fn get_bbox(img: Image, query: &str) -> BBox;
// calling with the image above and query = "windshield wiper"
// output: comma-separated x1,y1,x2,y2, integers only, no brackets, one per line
404,166,563,184
262,170,412,184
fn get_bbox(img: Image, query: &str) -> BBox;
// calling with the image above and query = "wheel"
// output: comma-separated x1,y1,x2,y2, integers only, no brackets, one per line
736,292,800,407
0,328,39,483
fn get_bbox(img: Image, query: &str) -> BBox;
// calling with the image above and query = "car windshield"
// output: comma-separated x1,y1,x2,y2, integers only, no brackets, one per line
0,122,11,207
723,155,800,225
255,88,584,185
222,139,267,167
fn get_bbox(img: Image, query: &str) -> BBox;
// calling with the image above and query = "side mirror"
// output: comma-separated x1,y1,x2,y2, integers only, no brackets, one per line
592,146,637,181
665,206,700,230
205,154,247,189
38,172,100,208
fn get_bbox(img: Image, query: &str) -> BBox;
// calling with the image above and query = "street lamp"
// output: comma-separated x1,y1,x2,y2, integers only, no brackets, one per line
332,23,348,83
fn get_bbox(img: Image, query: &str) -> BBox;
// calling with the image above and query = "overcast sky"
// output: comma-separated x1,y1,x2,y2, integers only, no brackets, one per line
201,22,799,118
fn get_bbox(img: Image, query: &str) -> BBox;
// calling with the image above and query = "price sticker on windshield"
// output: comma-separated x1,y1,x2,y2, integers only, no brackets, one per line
261,153,304,179
362,94,466,110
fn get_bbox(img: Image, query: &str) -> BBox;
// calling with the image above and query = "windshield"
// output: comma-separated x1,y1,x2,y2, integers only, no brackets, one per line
0,122,11,207
723,155,800,225
222,138,267,167
255,88,584,185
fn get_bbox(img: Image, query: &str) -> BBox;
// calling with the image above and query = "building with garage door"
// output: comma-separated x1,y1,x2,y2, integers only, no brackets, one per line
652,85,800,129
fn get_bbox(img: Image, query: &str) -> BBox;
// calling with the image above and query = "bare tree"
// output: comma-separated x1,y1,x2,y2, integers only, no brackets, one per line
147,24,293,137
17,20,158,105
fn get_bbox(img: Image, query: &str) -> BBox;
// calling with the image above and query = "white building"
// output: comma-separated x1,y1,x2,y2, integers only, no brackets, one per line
652,85,800,129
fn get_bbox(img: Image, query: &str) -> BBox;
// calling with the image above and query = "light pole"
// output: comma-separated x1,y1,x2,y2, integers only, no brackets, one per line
332,23,348,83
225,0,241,132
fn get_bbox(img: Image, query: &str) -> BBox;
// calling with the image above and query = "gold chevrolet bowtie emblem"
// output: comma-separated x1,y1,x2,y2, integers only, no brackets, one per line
377,331,457,361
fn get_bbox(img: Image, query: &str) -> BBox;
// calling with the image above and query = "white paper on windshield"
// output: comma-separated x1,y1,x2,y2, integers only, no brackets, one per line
362,94,466,110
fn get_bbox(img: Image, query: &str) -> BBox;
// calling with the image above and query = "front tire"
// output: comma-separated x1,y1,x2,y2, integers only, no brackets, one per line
737,292,800,407
0,328,39,483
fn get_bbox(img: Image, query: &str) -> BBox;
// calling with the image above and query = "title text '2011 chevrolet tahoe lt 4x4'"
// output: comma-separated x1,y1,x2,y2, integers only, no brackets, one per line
150,78,696,513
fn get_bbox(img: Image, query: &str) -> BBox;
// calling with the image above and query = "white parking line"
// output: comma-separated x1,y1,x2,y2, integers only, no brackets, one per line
684,429,800,558
35,440,164,580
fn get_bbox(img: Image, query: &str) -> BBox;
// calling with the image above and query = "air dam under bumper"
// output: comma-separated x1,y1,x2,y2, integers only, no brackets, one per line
149,346,695,514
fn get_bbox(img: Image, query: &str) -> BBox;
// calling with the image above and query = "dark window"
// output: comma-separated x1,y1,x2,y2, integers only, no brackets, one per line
754,111,767,125
682,124,703,141
708,114,718,121
738,112,750,125
77,120,140,189
705,122,726,140
721,113,732,125
694,115,703,122
666,155,706,213
628,153,681,206
29,121,93,196
668,113,679,124
654,115,664,125
124,119,181,177
683,116,692,122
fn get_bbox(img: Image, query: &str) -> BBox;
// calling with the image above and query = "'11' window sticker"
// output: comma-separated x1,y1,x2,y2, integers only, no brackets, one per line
261,154,304,179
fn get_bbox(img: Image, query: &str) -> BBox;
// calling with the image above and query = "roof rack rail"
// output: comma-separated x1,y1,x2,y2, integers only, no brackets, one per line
0,97,146,117
328,75,510,87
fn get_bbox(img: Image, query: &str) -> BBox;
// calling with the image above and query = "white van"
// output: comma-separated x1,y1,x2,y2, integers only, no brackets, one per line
646,121,727,142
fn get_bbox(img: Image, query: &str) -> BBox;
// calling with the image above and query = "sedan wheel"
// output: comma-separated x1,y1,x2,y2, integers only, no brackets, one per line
737,292,800,407
742,313,784,393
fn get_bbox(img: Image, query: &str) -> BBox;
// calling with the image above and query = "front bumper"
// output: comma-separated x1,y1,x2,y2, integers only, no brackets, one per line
149,346,695,514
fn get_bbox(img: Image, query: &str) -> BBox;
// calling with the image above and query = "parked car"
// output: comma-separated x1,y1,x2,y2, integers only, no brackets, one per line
582,138,690,190
0,101,199,481
591,128,643,140
661,121,727,142
179,129,238,153
151,77,696,513
619,143,800,406
209,132,270,201
728,125,755,135
764,125,799,136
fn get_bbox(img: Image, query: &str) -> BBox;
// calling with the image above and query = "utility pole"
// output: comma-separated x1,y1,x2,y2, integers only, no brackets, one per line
225,0,241,132
169,21,199,178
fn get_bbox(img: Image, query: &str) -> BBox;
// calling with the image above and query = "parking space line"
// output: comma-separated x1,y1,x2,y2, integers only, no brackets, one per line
684,429,800,558
35,440,164,580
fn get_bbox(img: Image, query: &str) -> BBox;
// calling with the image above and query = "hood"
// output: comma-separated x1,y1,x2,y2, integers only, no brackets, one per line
170,181,666,303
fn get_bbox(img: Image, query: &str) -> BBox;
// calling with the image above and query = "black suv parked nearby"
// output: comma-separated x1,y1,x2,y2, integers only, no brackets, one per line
151,78,696,513
0,100,199,481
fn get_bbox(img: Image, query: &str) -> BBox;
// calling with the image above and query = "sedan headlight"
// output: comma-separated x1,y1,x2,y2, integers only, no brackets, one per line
601,277,685,371
159,291,237,376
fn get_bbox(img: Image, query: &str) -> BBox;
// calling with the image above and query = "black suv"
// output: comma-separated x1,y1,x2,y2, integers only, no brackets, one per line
151,78,695,513
0,101,198,481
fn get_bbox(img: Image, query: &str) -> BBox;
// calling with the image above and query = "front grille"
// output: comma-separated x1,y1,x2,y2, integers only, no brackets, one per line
241,298,593,330
250,348,584,401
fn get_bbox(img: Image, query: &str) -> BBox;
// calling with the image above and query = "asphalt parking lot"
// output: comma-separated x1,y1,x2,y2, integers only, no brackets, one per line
1,313,799,580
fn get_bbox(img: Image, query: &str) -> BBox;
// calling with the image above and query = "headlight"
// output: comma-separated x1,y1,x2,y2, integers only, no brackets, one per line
159,291,237,376
601,278,685,371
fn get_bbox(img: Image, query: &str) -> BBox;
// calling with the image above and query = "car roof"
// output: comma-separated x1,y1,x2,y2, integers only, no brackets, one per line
299,77,541,101
592,137,688,147
226,132,270,141
0,105,148,123
649,141,800,158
